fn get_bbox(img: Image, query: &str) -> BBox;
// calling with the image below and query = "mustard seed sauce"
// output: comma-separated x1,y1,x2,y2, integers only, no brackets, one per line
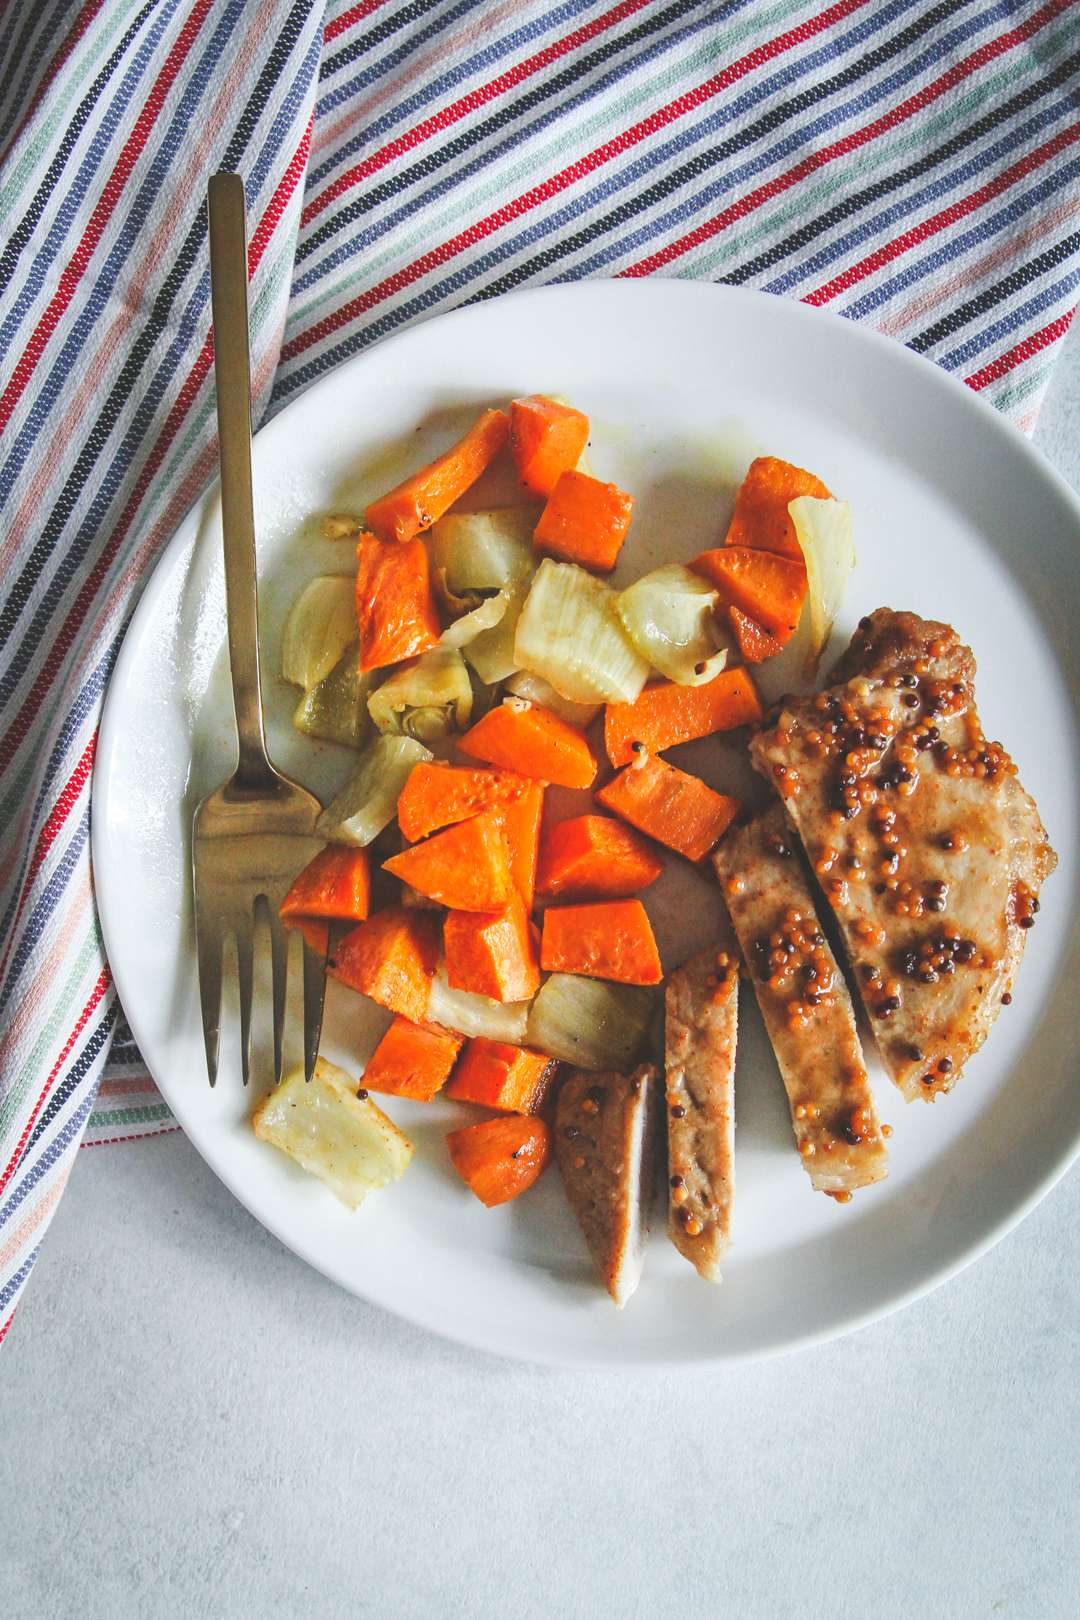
714,804,888,1197
749,610,1057,1103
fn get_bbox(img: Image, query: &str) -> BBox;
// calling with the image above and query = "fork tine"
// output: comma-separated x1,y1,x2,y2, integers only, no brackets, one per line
302,936,327,1082
235,921,255,1087
265,902,289,1084
195,911,223,1088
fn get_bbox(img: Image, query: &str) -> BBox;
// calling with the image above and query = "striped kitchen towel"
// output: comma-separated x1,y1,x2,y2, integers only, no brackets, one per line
1,0,1078,1343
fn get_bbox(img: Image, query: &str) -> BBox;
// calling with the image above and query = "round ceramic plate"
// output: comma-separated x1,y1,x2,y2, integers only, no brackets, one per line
93,283,1080,1367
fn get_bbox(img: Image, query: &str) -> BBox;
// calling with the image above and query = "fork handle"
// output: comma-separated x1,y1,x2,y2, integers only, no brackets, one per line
208,172,273,788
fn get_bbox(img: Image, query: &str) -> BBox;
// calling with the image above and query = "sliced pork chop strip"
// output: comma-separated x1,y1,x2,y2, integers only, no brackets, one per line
665,942,738,1282
714,804,888,1196
751,609,1057,1102
554,1065,659,1308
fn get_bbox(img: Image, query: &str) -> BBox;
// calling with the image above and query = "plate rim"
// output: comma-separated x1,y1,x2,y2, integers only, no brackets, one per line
92,280,1080,1368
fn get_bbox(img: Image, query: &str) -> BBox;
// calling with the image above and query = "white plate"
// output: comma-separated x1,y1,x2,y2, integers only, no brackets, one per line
93,283,1080,1367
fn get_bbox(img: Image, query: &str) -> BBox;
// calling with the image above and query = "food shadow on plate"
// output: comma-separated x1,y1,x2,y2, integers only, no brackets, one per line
619,468,735,583
502,1168,605,1294
591,412,760,551
389,1107,465,1192
726,981,803,1160
323,396,529,523
381,1091,599,1295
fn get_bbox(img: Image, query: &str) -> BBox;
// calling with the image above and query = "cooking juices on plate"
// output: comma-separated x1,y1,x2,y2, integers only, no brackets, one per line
253,397,1056,1308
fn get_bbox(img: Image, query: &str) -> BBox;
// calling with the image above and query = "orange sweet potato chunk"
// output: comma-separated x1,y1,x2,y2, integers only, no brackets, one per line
459,702,596,790
329,907,439,1021
362,1015,463,1101
443,894,540,1003
446,1115,551,1206
724,455,831,559
382,810,513,911
690,547,806,644
445,1039,556,1113
728,605,784,664
596,754,739,864
533,469,633,573
540,898,662,985
279,846,370,925
355,533,440,670
536,815,662,901
492,782,545,910
510,396,589,497
604,666,762,767
396,762,530,843
365,409,509,543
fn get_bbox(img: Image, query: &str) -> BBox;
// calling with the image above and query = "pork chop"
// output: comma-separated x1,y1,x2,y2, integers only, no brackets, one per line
665,942,738,1281
554,1065,659,1308
714,804,889,1196
751,609,1057,1101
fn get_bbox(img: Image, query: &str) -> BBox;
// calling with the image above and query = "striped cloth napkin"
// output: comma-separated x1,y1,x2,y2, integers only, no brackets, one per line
1,0,1078,1343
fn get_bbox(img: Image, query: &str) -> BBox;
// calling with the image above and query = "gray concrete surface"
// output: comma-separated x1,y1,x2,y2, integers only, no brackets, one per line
2,321,1079,1620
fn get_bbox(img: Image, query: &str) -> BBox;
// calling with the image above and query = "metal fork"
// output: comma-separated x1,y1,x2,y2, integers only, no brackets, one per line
193,172,326,1087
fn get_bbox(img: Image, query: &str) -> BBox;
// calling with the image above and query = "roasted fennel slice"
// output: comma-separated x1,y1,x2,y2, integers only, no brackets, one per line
293,644,374,749
526,973,655,1070
367,648,473,742
281,575,357,691
462,584,527,684
320,513,363,540
616,564,730,685
252,1058,413,1209
504,670,599,728
430,507,535,592
439,584,514,650
426,963,530,1043
788,496,855,672
316,735,432,846
514,559,648,704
